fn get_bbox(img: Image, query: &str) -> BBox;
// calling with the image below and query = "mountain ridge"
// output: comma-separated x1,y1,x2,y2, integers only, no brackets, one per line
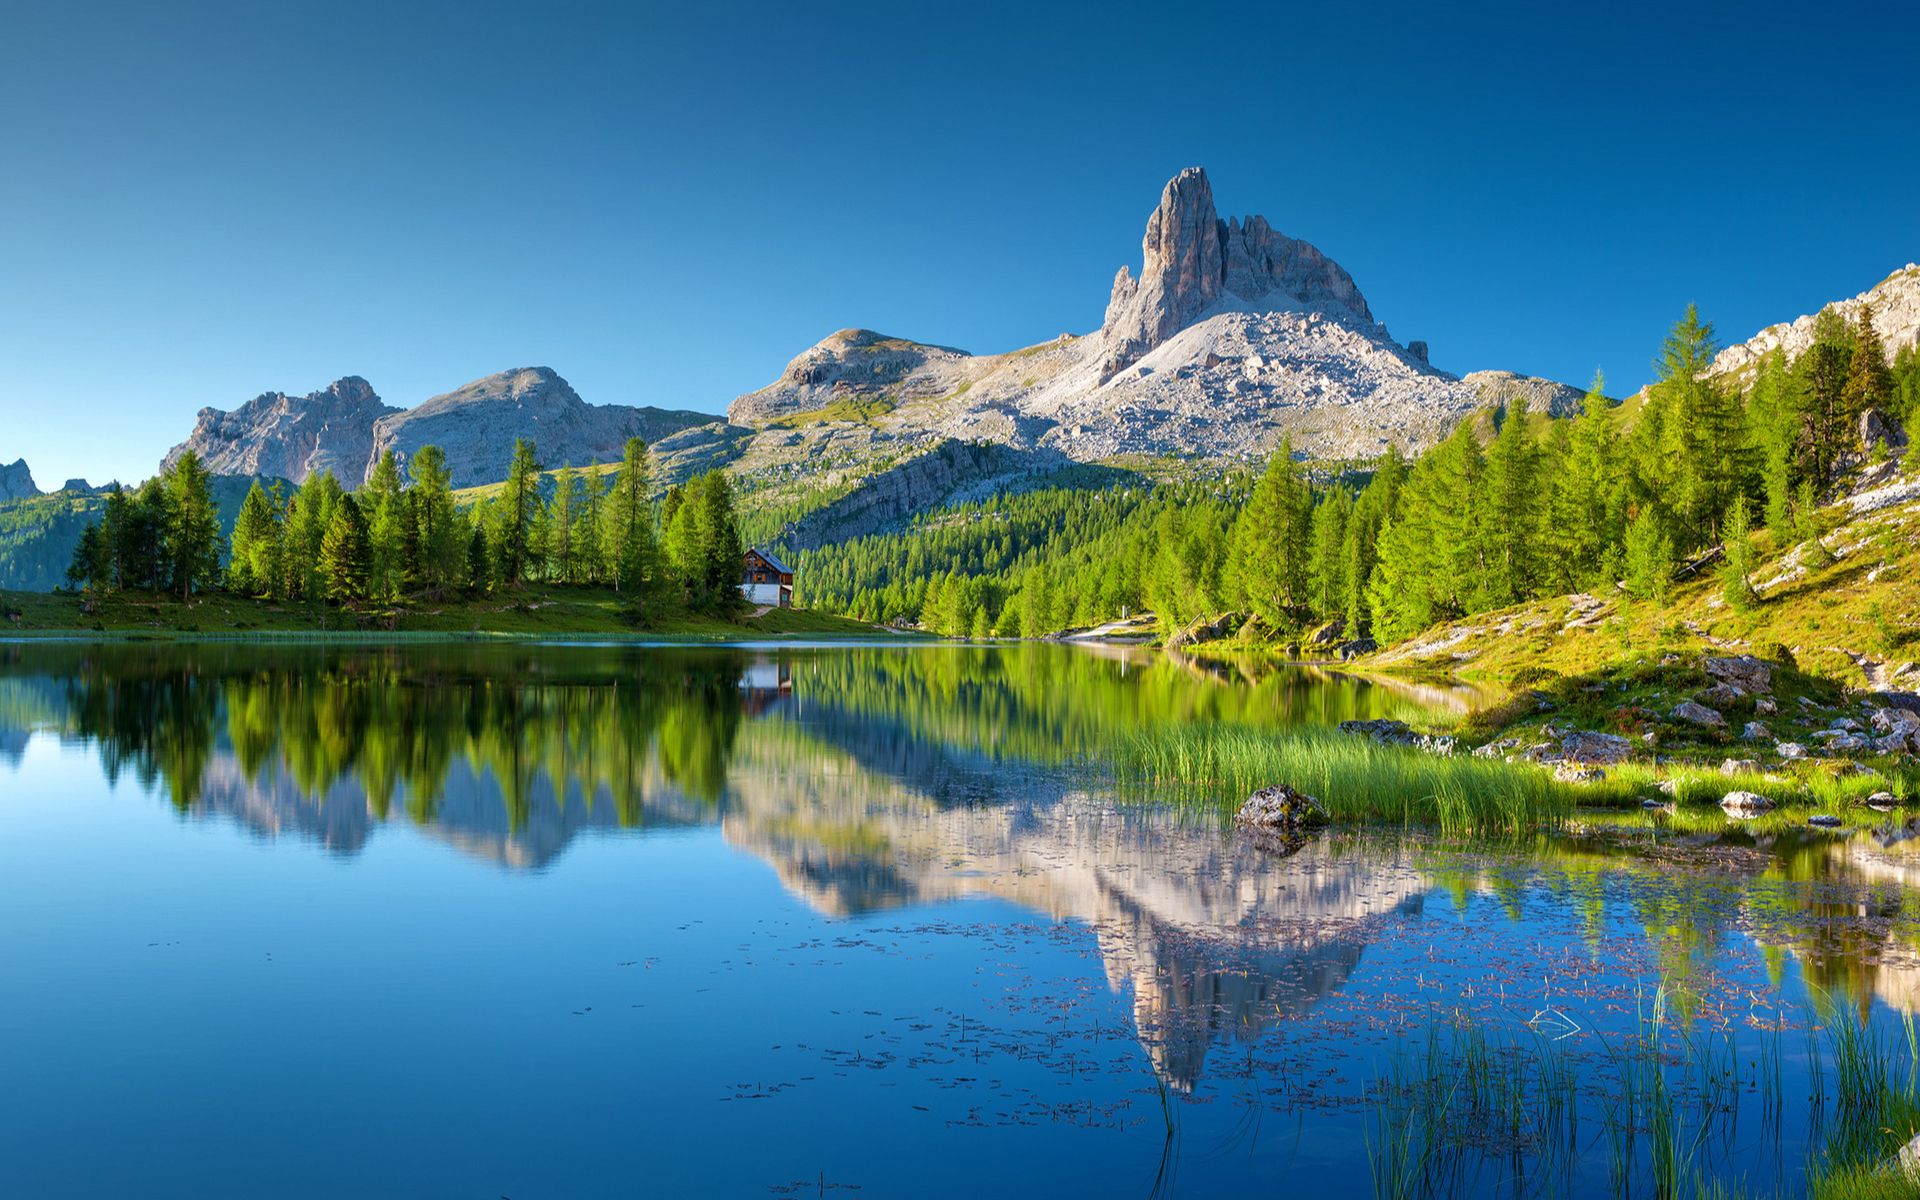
162,368,711,488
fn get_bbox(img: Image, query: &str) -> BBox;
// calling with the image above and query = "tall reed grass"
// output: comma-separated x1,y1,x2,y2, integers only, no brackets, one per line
1368,986,1920,1200
1115,726,1637,836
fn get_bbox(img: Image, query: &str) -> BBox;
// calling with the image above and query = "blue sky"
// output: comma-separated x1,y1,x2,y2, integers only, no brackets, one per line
3,0,1916,487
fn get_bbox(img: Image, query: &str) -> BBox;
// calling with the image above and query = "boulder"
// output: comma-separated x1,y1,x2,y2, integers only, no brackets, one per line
1875,730,1920,755
1815,730,1870,752
1754,696,1778,716
1741,721,1770,741
1235,785,1328,831
1720,758,1761,777
1870,706,1920,734
1700,683,1744,709
1554,763,1606,784
1167,612,1238,649
1867,791,1899,810
1338,719,1416,745
1860,406,1909,455
1306,617,1346,646
1721,790,1776,817
1560,730,1632,765
1808,814,1844,829
1473,738,1520,759
1897,1128,1920,1184
1520,742,1563,764
1777,742,1809,759
1672,700,1728,729
1640,798,1673,811
1704,655,1774,695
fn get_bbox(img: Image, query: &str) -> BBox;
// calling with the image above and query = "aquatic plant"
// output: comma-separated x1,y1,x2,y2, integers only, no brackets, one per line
1365,986,1920,1200
1115,726,1635,835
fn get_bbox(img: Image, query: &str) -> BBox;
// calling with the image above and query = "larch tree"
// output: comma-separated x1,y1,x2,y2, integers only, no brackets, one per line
163,449,222,601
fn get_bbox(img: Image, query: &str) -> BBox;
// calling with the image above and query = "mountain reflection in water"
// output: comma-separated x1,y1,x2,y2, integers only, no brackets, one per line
5,639,1920,1110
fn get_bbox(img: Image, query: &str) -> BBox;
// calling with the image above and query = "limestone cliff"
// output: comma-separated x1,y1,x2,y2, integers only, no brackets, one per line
161,377,398,484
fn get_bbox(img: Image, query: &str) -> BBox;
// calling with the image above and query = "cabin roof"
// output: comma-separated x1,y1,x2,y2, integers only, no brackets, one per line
746,547,793,575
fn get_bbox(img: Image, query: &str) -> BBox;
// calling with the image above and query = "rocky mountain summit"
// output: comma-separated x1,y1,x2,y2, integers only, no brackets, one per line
1710,264,1920,384
723,167,1581,466
368,367,709,488
0,459,38,502
1090,166,1372,381
164,369,709,488
162,377,398,484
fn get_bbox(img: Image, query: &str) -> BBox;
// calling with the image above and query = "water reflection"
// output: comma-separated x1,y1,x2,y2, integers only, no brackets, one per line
4,640,1920,1103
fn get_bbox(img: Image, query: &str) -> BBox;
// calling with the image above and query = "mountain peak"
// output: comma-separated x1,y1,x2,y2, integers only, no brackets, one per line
1094,166,1373,380
161,378,399,484
0,458,39,502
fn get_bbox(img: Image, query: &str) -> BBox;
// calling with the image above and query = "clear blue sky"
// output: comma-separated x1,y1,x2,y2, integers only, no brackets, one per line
3,0,1916,487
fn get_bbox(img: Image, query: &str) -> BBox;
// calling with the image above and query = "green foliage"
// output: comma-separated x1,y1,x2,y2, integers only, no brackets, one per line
320,493,371,605
1234,438,1313,625
1623,509,1675,603
1718,494,1759,611
162,450,222,599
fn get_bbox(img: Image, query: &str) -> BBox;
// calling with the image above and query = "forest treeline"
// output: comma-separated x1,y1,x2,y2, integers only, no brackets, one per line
797,304,1919,641
65,437,750,617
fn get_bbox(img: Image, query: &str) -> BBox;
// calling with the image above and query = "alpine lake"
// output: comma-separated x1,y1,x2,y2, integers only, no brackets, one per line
4,639,1919,1199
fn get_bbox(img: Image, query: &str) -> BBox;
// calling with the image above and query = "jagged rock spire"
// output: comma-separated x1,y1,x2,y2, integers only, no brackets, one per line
1095,167,1372,380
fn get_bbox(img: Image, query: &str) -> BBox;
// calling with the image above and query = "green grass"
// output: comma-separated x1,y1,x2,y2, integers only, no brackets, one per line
0,585,903,641
1114,725,1635,835
1362,491,1920,693
761,394,898,429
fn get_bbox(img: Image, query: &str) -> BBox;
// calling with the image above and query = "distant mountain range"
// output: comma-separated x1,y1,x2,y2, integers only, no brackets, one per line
119,167,1580,494
161,367,711,489
4,168,1919,589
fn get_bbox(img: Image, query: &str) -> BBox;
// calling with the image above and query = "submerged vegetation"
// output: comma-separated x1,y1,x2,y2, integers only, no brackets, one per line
1369,988,1920,1199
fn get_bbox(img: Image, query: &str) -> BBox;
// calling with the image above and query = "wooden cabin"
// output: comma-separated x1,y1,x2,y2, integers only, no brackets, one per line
740,548,794,608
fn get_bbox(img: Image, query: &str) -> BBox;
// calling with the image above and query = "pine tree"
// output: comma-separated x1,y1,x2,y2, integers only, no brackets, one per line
283,471,343,601
100,486,132,591
1794,308,1854,488
1234,439,1311,627
494,438,542,585
408,444,461,595
1306,487,1350,621
1651,305,1737,547
547,465,584,584
67,522,109,594
163,449,222,600
694,471,746,614
1747,350,1797,531
1623,509,1675,604
320,493,372,605
1841,302,1894,428
227,480,283,595
1478,397,1543,608
363,449,408,604
1341,448,1402,635
1719,494,1758,611
1551,373,1622,588
602,438,656,595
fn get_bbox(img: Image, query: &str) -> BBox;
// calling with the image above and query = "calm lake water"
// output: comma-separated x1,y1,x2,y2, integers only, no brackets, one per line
2,641,1918,1198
